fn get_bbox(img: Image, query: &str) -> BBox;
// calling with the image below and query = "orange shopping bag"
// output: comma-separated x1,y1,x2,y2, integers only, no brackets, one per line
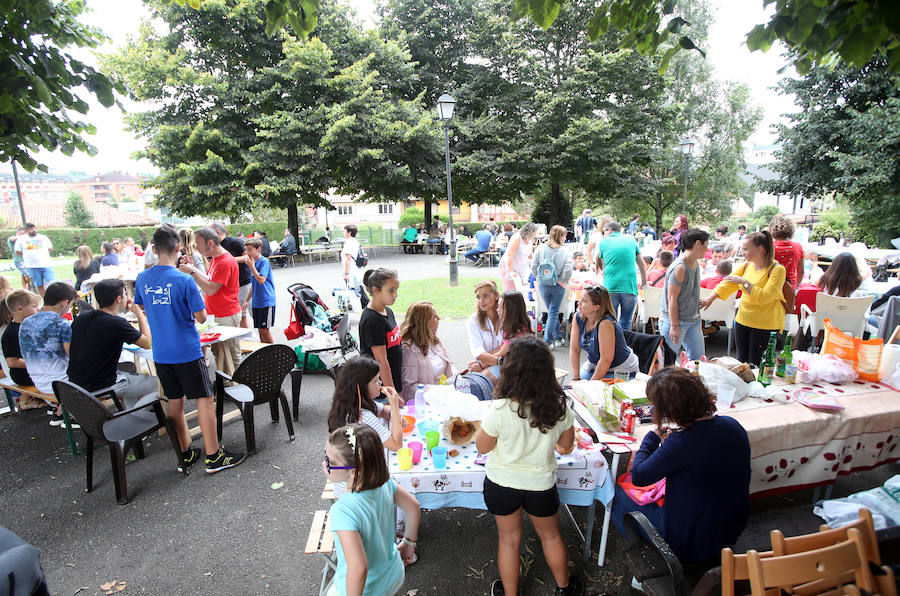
822,318,883,381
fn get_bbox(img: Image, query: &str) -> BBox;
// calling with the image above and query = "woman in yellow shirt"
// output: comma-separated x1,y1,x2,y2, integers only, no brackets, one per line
700,230,786,365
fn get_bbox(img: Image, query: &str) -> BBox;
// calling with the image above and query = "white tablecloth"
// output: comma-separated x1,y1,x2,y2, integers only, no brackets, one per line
389,405,614,510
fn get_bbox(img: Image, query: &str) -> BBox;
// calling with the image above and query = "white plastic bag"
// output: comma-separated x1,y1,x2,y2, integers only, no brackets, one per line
698,361,749,402
882,363,900,391
806,353,859,384
424,386,490,420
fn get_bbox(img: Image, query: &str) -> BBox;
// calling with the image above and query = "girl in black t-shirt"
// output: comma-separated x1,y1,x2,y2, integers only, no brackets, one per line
358,268,403,391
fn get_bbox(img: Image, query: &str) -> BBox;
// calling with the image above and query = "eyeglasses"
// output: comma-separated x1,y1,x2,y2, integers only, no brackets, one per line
324,452,354,472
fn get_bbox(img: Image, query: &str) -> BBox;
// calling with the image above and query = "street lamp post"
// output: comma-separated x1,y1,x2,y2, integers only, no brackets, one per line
679,136,694,214
437,93,458,286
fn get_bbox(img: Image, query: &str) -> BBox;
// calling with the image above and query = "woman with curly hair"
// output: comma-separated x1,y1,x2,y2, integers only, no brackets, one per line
399,301,455,401
611,367,750,565
770,214,804,289
475,336,580,596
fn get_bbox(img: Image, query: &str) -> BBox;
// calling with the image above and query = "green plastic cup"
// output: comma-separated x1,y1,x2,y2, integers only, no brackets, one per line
425,430,440,453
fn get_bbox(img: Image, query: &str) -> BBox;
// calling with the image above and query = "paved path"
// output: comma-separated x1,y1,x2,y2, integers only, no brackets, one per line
0,249,895,595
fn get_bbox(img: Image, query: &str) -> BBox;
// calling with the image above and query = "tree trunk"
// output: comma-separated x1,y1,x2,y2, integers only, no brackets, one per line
549,182,561,226
424,200,432,227
654,196,663,234
287,202,299,244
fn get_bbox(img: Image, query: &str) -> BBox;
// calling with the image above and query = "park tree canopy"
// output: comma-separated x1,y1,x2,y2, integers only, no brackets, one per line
0,0,125,172
763,57,900,246
103,0,443,231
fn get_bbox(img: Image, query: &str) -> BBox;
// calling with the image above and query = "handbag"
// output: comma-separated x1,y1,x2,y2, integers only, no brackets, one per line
617,471,666,507
822,318,883,381
284,305,303,340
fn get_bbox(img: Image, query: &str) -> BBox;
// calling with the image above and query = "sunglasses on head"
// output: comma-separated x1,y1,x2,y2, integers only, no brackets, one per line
324,452,354,473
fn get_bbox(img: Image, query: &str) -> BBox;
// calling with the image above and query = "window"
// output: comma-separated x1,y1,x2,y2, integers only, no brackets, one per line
378,203,393,214
337,205,353,215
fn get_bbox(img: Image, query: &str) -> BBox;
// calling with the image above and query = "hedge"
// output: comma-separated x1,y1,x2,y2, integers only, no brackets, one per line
0,221,289,259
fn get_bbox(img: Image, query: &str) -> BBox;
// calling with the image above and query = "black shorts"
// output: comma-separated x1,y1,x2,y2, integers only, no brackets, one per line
156,358,214,399
483,477,560,517
252,306,276,328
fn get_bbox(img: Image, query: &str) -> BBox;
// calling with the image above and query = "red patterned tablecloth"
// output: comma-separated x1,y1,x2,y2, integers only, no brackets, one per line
630,379,900,497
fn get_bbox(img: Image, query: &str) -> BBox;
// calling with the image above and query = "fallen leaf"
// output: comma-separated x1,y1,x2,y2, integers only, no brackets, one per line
270,481,284,490
65,563,75,567
101,582,114,591
204,572,212,577
272,465,281,470
407,590,419,596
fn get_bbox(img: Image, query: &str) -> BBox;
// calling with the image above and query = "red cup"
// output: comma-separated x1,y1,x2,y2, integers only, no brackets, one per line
408,441,424,464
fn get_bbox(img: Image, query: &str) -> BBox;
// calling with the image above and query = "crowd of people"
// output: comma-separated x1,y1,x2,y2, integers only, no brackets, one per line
4,208,898,596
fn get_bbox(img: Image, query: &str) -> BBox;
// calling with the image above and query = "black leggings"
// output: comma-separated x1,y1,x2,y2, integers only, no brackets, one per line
733,321,782,366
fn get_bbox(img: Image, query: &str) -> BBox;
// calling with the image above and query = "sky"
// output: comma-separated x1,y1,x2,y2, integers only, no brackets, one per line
32,0,798,175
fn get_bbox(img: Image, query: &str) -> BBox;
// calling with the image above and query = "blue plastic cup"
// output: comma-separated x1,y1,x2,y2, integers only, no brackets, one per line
432,445,448,468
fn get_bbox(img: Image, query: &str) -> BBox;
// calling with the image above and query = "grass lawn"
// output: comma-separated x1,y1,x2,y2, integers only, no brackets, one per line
1,256,79,289
393,276,497,318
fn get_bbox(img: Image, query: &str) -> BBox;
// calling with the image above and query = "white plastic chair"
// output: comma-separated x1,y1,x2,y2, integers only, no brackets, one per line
800,292,875,339
699,288,737,356
640,286,664,334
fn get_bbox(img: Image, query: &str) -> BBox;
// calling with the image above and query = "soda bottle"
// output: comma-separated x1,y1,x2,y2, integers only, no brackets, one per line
758,332,777,386
775,333,792,377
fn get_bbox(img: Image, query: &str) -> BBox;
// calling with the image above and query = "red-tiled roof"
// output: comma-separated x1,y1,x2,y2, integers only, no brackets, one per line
0,201,156,228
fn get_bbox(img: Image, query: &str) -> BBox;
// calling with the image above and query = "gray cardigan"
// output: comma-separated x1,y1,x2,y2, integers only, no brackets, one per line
531,243,573,286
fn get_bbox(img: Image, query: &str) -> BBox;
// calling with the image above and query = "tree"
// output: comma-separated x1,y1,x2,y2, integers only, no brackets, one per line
102,0,441,240
64,191,94,228
763,57,900,245
511,0,900,75
1,0,125,172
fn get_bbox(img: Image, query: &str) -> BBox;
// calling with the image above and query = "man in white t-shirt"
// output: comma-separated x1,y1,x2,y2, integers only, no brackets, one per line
341,224,369,308
14,223,54,296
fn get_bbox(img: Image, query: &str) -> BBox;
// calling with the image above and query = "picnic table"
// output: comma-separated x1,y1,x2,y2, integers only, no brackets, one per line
388,400,615,564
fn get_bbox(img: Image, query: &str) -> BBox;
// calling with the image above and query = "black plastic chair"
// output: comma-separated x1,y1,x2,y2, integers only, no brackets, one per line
623,329,665,375
215,344,296,455
623,511,688,595
291,313,359,421
52,380,186,505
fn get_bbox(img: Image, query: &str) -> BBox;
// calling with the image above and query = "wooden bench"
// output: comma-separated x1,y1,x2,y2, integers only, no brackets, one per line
321,480,336,501
305,509,337,596
0,377,82,456
269,254,296,268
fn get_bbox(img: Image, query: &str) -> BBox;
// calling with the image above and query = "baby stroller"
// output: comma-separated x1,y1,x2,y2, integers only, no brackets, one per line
286,283,340,335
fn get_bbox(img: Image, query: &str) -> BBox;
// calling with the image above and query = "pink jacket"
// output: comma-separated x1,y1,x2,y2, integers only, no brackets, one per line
401,340,454,401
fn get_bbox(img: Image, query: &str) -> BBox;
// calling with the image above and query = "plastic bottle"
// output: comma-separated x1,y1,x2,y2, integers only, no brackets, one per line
413,384,425,415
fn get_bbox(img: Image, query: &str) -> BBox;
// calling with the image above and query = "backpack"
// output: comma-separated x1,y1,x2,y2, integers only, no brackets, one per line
536,246,559,286
355,245,368,268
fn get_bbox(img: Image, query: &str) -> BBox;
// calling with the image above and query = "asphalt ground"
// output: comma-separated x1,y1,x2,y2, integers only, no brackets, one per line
1,249,897,595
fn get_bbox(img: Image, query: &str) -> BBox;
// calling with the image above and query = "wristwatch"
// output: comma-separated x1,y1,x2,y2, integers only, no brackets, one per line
743,281,751,290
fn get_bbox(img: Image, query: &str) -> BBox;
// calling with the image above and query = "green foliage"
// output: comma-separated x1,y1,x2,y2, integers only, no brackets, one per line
809,222,849,244
745,0,900,74
746,205,781,232
0,0,126,172
510,0,900,74
105,0,442,219
63,192,94,228
765,57,900,246
0,221,288,259
530,184,573,229
398,207,426,228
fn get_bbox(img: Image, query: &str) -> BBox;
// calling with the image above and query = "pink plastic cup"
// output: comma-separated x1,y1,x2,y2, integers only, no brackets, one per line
408,441,424,464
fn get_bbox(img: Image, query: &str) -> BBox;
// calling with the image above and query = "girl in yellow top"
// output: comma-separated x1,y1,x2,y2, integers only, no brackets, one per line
700,230,786,366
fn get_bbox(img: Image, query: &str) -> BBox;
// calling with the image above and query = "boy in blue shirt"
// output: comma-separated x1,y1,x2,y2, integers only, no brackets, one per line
238,238,276,344
134,225,244,474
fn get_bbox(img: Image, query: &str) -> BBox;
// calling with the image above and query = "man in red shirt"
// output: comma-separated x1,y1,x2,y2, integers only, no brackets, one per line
179,227,242,373
700,260,733,289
